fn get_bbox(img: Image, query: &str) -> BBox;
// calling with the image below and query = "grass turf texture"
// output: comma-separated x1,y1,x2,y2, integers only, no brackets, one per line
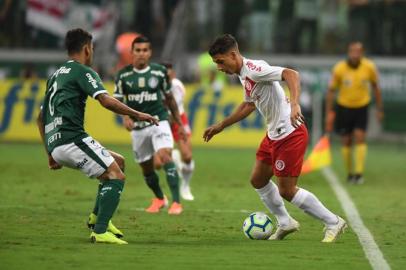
0,142,405,270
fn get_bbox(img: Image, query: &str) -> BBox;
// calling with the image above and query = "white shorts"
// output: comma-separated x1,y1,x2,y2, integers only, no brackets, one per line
131,120,174,163
51,136,115,178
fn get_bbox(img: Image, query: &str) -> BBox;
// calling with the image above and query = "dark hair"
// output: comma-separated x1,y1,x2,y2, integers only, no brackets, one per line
65,28,93,55
131,35,150,49
208,34,238,56
160,62,173,69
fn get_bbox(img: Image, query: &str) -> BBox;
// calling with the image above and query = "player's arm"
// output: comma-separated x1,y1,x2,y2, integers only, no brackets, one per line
36,110,62,170
371,64,384,122
203,101,256,142
97,93,158,125
113,76,134,131
282,68,305,128
325,68,340,133
165,91,187,141
372,82,384,122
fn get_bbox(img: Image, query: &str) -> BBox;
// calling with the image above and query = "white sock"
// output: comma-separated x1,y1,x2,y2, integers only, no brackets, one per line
255,181,292,227
291,188,338,226
181,160,195,186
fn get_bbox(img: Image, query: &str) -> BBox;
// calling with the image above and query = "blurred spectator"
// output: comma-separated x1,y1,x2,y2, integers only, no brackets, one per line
196,51,226,98
244,0,273,52
387,0,406,55
274,0,295,53
115,32,139,71
292,0,320,54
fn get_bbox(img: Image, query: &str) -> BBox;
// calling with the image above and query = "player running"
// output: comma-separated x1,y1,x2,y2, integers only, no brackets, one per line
114,36,187,215
153,63,195,201
37,28,158,244
203,34,347,242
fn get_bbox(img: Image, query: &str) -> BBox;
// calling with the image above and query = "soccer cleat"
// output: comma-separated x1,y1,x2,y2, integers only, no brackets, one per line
322,216,347,243
90,231,128,244
353,174,364,185
107,221,124,238
87,213,97,229
347,174,355,183
180,182,195,201
87,213,124,238
145,196,168,213
168,202,183,215
268,218,300,240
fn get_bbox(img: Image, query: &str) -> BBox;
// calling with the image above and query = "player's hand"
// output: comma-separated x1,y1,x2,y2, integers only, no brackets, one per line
203,123,224,142
48,155,62,170
123,115,135,131
136,112,159,126
290,103,305,128
325,110,335,133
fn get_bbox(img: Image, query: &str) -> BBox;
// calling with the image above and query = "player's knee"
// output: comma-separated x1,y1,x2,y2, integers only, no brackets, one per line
250,176,267,189
161,154,172,164
279,188,295,201
113,154,125,171
182,154,193,164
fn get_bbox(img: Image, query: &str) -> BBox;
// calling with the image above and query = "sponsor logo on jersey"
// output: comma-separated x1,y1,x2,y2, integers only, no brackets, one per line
45,117,63,134
128,91,158,103
86,73,98,88
275,160,285,171
148,77,159,88
138,77,146,88
76,158,88,169
47,132,61,145
53,66,71,77
126,81,134,88
246,61,262,72
244,77,256,97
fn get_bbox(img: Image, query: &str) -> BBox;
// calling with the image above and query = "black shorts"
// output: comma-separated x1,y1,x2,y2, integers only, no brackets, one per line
335,104,368,135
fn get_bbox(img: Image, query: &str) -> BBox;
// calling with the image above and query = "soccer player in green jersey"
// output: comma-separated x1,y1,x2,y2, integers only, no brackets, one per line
114,36,186,215
37,28,158,244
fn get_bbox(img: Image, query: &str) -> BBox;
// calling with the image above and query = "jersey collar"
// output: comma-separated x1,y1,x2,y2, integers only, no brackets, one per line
239,58,247,77
133,65,151,73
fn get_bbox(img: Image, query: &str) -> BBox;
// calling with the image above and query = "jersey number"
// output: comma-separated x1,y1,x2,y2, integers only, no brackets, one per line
48,81,58,116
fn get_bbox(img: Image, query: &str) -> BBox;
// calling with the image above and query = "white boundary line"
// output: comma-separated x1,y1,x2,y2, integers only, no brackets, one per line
322,167,391,270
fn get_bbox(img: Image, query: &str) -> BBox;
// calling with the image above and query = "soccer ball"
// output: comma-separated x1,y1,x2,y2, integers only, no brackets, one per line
242,212,273,240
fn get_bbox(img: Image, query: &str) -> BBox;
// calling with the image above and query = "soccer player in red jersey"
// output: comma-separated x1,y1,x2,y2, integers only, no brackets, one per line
203,34,346,242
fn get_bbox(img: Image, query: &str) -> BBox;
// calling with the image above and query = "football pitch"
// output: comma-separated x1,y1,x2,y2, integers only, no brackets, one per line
0,142,405,270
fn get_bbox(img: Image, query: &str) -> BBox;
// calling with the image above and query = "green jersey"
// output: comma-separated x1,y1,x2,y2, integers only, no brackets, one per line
114,63,171,129
42,60,108,153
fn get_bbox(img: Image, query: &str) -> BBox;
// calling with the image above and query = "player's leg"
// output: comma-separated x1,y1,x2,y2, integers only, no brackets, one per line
130,127,167,212
250,159,295,228
253,134,298,240
336,104,355,182
156,147,182,214
140,158,168,213
277,176,346,242
341,134,354,182
353,106,369,184
152,121,182,214
51,136,127,244
177,136,195,201
153,152,164,170
88,150,125,238
274,126,346,242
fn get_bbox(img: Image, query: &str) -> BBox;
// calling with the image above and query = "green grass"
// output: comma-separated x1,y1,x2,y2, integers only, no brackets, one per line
0,142,405,270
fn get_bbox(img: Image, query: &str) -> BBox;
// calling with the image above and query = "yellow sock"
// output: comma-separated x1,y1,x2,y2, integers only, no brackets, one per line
341,146,352,175
355,143,367,175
